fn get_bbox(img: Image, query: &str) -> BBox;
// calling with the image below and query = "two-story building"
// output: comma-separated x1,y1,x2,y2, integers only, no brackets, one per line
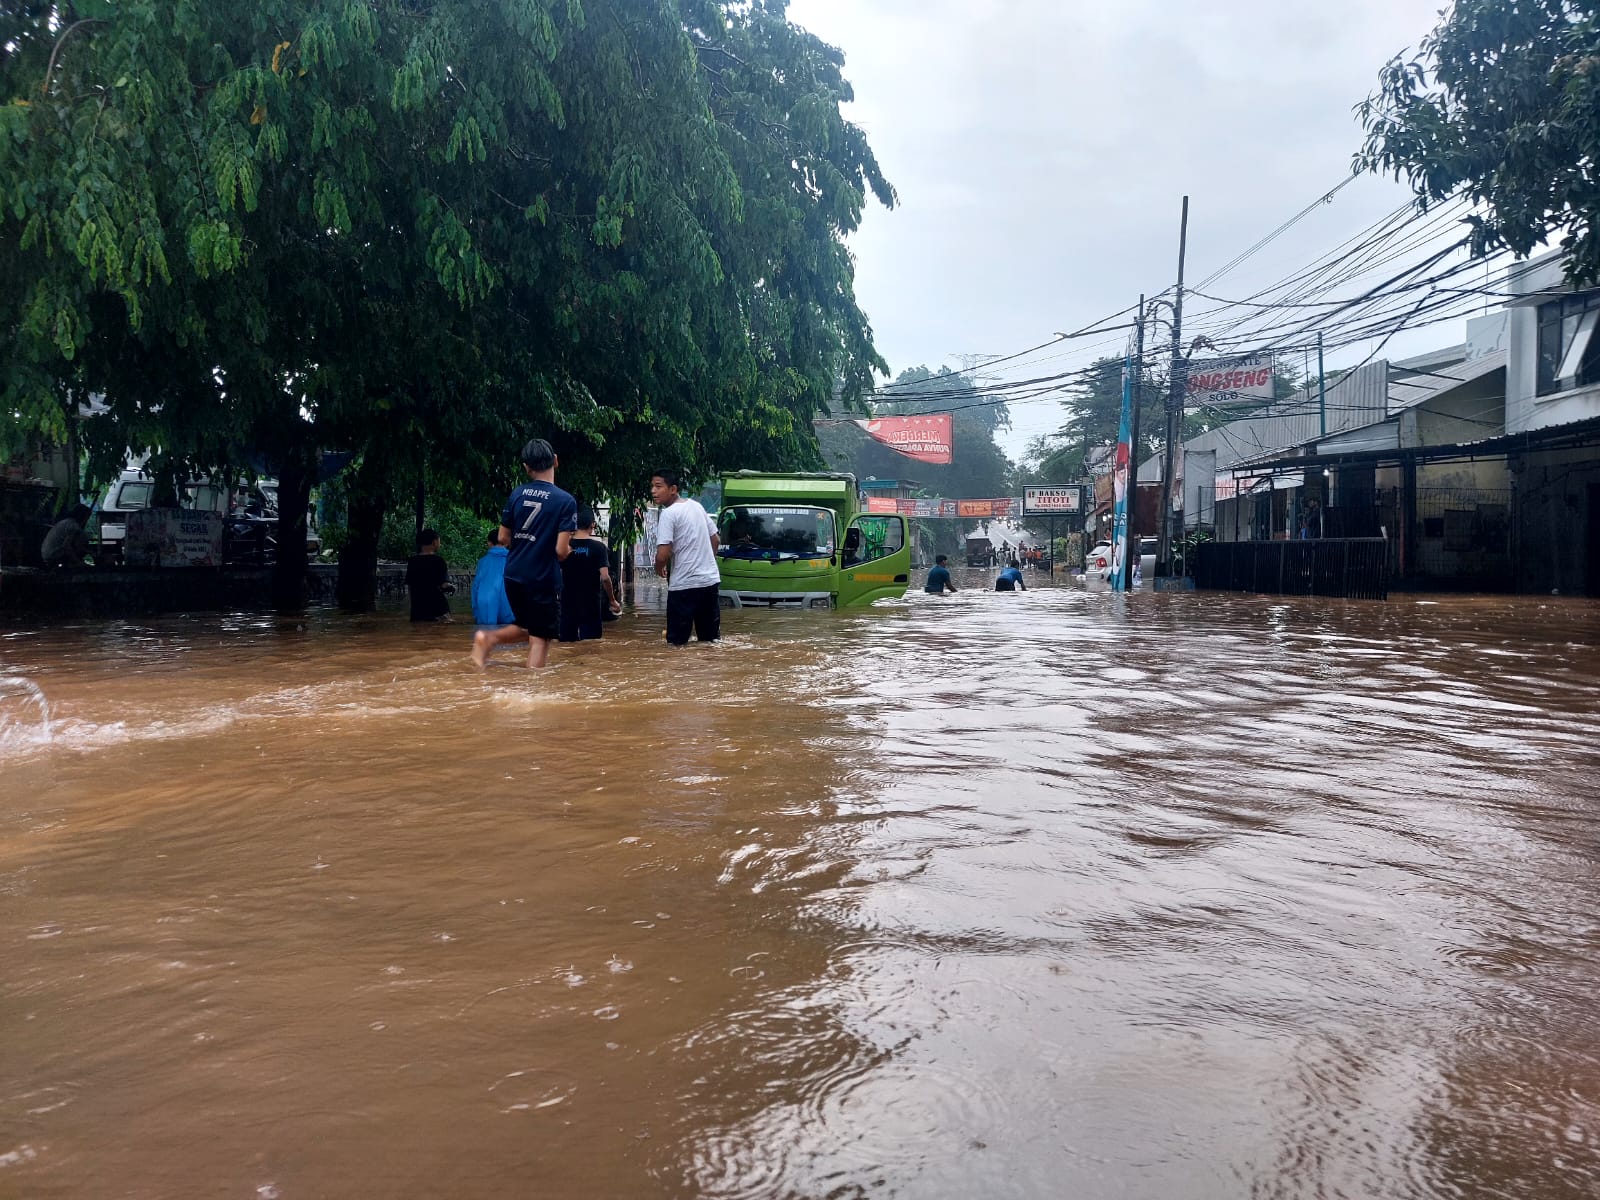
1503,251,1600,594
1167,258,1600,596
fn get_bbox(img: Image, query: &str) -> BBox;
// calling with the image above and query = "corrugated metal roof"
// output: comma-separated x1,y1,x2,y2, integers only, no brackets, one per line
1387,350,1507,411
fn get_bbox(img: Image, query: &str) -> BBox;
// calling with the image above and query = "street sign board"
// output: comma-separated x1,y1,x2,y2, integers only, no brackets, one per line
1186,354,1274,406
1022,486,1082,515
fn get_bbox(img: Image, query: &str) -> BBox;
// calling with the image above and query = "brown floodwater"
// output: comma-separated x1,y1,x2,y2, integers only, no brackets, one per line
3,570,1600,1199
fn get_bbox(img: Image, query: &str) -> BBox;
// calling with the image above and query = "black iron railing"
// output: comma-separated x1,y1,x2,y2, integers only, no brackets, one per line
1193,539,1390,600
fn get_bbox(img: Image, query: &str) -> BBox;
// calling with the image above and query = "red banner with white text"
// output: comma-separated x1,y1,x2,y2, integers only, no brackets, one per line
865,496,1018,518
855,414,954,465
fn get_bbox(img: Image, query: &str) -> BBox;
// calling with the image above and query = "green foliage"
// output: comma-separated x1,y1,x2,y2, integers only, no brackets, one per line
375,500,487,567
1357,0,1600,284
0,0,892,564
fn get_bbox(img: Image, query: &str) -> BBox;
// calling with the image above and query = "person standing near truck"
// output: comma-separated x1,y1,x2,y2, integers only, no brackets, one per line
471,438,577,669
925,555,957,595
651,469,721,645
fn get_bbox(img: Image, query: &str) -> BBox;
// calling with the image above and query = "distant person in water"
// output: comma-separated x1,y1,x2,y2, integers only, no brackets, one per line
406,529,454,622
40,503,92,567
470,527,515,626
558,507,620,643
471,438,577,669
995,563,1027,592
925,554,956,594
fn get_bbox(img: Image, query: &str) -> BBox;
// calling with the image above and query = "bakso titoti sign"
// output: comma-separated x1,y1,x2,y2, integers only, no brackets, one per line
1021,487,1082,515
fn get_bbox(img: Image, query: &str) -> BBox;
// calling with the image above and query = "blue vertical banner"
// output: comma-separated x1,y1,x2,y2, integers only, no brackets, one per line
1109,353,1134,593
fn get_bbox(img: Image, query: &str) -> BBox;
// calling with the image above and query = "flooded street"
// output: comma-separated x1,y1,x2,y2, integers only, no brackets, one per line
4,573,1600,1199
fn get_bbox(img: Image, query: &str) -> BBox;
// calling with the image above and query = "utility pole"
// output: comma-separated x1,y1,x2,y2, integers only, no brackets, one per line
1125,294,1146,591
1156,196,1189,579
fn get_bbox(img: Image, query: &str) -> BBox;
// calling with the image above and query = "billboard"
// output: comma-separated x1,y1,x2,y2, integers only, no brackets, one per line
1022,486,1082,515
1186,354,1275,406
855,414,953,465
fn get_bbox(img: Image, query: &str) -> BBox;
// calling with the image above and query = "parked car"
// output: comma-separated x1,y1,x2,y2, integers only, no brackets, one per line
1085,537,1157,586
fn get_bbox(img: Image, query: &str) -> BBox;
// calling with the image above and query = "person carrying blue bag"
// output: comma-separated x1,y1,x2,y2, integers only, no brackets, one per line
470,528,515,626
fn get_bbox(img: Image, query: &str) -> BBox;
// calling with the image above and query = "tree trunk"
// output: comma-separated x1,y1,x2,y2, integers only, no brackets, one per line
336,481,387,612
271,454,313,612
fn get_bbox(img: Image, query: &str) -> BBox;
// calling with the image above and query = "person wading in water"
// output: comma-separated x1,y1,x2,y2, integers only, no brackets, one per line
470,438,577,669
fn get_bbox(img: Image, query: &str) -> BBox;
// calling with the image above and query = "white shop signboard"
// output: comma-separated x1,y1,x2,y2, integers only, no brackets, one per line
1021,486,1082,515
1186,354,1275,406
125,509,225,567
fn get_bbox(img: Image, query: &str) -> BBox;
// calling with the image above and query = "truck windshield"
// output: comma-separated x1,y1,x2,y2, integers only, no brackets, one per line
718,505,835,560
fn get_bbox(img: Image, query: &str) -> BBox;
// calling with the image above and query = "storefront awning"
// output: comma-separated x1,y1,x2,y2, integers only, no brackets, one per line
1239,413,1600,476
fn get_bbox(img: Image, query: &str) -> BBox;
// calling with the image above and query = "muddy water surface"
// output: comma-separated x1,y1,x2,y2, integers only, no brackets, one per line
3,573,1600,1198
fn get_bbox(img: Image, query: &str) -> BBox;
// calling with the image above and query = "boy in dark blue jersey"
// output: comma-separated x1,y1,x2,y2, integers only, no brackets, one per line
470,438,577,669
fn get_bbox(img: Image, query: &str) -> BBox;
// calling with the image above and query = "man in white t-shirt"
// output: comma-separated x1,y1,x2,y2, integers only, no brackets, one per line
651,468,722,645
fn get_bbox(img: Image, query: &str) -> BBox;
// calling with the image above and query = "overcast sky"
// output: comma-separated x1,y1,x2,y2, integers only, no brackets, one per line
785,0,1464,459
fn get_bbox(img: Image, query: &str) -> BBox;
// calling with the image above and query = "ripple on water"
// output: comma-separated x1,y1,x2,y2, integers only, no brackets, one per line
487,1066,578,1115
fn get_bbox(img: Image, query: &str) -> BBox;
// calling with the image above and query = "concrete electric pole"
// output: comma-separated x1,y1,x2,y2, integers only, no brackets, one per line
1156,196,1189,579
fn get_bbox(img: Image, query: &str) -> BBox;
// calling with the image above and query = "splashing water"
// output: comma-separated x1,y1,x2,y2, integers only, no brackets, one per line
0,675,50,749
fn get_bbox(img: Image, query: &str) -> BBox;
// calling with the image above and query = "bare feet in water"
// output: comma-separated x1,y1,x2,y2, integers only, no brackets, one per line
470,630,491,670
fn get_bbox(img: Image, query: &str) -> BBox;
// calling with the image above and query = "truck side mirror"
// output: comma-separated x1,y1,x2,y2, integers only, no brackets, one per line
843,528,861,552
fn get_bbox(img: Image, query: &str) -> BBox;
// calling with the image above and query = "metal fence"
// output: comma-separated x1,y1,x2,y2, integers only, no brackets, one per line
1193,538,1390,600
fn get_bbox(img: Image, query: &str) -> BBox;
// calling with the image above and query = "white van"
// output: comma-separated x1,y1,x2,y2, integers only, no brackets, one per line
95,469,319,562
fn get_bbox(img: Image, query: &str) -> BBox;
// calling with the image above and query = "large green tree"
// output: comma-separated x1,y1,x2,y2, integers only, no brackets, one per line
1,0,891,606
1015,356,1131,486
1357,0,1600,284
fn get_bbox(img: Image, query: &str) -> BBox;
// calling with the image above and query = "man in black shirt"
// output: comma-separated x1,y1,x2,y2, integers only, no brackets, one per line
559,508,620,642
406,528,452,622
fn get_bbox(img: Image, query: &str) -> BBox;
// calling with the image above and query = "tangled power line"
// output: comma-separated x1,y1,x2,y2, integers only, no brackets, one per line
864,176,1523,438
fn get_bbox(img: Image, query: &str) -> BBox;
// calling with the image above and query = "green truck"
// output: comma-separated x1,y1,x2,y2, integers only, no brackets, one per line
715,471,911,609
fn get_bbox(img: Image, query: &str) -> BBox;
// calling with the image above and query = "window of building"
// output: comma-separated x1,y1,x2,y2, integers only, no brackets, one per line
1536,290,1600,396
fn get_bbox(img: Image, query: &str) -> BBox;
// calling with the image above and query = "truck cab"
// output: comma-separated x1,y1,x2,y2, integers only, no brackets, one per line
716,471,911,609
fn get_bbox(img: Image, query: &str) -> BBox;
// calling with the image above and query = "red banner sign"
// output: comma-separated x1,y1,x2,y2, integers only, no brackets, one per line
867,497,952,516
855,414,953,465
865,496,1015,518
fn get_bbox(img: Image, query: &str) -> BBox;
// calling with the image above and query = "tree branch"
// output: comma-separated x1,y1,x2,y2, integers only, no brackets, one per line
41,18,104,96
